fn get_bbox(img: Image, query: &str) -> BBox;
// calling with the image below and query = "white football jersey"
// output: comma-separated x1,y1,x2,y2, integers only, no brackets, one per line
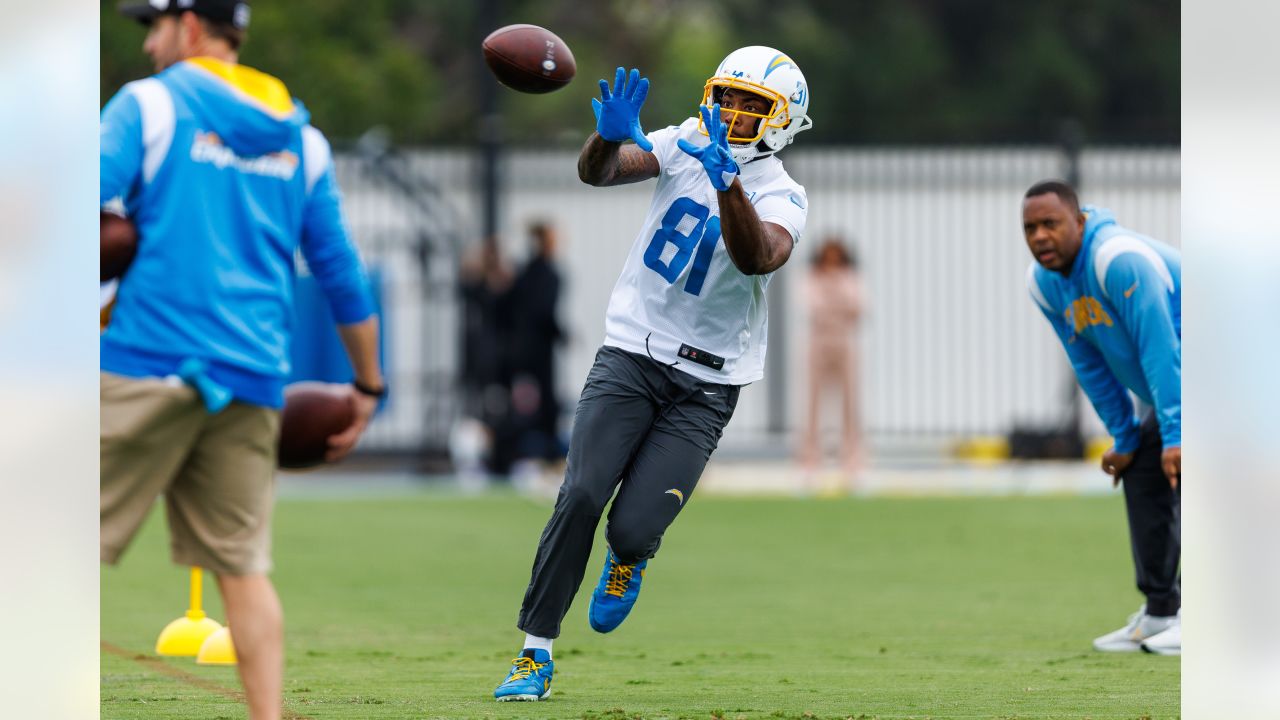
603,117,808,385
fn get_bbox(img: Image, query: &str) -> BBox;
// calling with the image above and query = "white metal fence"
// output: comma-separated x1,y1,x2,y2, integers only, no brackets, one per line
334,145,1179,456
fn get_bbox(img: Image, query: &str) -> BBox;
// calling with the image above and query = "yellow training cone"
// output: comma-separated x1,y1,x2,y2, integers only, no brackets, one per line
155,567,223,657
196,626,237,665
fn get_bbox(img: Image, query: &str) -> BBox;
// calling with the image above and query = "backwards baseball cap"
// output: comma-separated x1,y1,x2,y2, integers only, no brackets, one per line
119,0,251,31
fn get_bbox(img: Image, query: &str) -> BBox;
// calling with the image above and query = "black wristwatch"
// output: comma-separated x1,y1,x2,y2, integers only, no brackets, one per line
353,379,388,399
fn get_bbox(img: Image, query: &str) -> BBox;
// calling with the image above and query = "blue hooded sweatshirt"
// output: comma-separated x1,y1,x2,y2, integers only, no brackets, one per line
1027,205,1181,453
100,57,374,409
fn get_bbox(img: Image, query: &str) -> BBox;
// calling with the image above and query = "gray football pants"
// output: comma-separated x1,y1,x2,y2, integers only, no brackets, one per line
517,346,741,638
1121,412,1181,617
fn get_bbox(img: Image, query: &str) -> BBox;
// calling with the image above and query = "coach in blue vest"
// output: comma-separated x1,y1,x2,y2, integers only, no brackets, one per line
1023,180,1181,656
101,2,385,717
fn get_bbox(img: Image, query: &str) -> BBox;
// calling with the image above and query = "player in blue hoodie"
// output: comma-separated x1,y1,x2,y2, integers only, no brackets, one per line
1022,180,1181,656
100,3,385,717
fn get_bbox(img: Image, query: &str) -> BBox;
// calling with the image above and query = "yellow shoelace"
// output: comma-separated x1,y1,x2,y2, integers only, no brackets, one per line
507,656,545,681
604,561,637,598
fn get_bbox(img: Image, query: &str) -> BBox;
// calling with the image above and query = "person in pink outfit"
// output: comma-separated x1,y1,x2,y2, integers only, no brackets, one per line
798,238,866,485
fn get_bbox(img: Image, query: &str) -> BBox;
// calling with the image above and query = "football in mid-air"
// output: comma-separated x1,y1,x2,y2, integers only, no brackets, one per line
101,211,138,281
482,24,576,94
277,382,355,470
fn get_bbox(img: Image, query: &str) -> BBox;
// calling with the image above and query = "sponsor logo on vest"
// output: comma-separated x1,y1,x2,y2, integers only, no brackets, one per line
190,130,298,181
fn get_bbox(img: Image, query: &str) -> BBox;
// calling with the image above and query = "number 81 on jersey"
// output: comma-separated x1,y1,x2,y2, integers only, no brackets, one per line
642,197,722,297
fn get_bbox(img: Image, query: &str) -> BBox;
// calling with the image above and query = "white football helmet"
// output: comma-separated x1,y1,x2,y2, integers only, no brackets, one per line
699,46,813,164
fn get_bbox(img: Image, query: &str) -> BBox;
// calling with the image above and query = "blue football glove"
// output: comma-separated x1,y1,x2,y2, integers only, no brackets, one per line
591,67,653,151
677,104,740,192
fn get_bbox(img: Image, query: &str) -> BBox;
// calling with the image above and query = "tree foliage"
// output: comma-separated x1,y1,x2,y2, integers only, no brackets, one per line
100,0,1178,146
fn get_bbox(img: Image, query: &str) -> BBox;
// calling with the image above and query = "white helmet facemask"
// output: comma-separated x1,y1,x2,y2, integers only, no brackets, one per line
698,46,813,165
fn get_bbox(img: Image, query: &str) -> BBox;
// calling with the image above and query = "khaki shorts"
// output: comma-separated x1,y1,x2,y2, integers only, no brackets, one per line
100,372,281,575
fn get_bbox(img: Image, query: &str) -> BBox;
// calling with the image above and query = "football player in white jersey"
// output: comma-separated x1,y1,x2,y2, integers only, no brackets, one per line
495,47,811,702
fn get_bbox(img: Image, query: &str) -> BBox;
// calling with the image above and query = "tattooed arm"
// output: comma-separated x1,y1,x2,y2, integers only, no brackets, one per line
577,132,660,187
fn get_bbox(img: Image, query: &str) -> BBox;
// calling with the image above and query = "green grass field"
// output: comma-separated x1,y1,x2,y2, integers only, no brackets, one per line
101,488,1179,719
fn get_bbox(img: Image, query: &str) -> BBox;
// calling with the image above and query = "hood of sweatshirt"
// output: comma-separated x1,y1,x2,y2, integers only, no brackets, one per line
1068,204,1118,279
162,56,310,157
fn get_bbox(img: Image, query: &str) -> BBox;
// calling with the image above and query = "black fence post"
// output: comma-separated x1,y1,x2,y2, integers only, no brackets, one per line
477,0,502,248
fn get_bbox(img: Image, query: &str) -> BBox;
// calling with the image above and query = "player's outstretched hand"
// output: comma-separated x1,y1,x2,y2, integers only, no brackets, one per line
592,67,653,151
677,103,740,192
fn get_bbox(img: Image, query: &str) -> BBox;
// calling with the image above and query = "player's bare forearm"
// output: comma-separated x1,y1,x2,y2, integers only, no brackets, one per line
577,133,659,187
328,316,381,460
576,133,619,185
717,179,793,274
337,316,384,391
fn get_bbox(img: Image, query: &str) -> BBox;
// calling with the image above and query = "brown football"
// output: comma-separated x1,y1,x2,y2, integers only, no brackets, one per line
277,383,355,470
482,24,576,94
101,211,138,281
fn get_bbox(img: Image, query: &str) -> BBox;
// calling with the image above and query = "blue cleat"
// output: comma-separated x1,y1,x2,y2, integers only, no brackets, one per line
588,548,648,633
494,648,554,702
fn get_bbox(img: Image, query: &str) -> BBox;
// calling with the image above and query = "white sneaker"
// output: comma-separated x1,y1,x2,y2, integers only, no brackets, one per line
1140,622,1181,655
1092,605,1179,652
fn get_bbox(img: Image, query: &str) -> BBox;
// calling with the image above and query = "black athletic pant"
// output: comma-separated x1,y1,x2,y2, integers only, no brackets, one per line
517,346,741,638
1121,412,1181,617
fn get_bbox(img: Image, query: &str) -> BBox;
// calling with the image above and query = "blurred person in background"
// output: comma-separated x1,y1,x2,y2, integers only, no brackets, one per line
457,238,514,474
459,240,514,410
495,48,811,701
100,2,384,718
797,236,866,488
1022,180,1181,656
499,220,567,478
